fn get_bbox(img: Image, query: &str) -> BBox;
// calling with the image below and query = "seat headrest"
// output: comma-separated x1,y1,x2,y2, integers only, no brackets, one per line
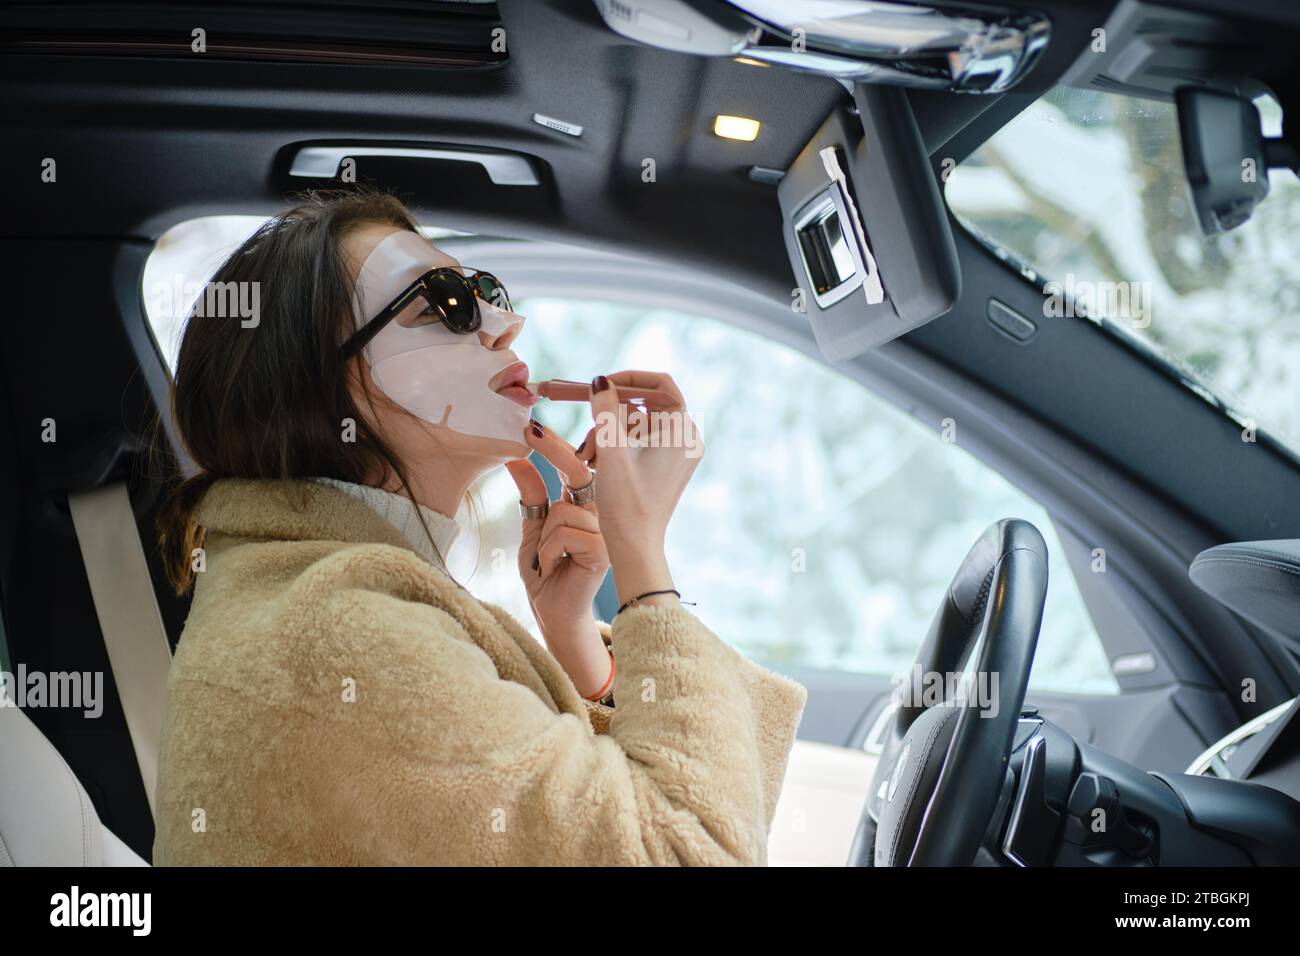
1190,540,1300,639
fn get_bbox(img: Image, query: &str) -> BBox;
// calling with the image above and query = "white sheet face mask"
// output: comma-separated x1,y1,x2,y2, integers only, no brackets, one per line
351,230,530,446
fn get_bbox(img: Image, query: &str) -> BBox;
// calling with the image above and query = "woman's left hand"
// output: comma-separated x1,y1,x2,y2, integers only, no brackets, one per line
505,421,612,699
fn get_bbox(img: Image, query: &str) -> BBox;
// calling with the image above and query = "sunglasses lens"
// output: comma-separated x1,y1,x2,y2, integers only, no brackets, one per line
423,273,480,333
475,273,510,312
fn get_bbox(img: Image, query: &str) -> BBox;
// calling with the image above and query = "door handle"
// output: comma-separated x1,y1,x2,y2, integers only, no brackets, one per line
288,144,541,186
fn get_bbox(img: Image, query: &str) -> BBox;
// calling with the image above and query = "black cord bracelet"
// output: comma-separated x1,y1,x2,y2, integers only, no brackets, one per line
616,589,693,616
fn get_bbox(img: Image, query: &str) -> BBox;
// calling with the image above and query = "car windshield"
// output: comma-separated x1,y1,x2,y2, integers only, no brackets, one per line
946,85,1300,458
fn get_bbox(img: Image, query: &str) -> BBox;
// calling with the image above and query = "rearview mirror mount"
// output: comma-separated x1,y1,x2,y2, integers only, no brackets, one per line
1176,86,1297,237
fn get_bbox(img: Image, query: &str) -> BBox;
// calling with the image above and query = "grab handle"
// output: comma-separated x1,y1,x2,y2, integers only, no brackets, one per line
288,144,540,186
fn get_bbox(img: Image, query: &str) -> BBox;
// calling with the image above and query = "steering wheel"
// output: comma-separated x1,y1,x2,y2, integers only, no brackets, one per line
847,519,1048,866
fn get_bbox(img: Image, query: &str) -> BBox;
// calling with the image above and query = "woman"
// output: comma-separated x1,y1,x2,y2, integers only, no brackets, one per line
152,190,807,866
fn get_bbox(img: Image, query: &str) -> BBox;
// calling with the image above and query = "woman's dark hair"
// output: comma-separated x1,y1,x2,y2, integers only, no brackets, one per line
156,189,443,595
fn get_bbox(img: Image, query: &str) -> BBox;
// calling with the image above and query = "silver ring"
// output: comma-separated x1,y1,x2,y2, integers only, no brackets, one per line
565,476,596,506
519,500,549,520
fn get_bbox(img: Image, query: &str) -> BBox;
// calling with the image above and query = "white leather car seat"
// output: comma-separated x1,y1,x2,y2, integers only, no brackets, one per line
0,702,148,866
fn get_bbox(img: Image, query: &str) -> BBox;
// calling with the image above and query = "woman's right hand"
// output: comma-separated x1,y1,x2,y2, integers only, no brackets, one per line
577,371,704,607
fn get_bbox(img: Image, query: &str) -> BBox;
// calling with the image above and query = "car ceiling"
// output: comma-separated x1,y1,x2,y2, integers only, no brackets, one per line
9,0,1300,284
2,0,1123,301
2,0,825,298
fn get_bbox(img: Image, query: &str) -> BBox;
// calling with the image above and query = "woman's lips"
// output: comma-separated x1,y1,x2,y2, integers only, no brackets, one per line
491,360,536,407
496,384,537,408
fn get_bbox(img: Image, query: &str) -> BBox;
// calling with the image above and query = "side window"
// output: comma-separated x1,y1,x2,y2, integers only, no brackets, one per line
143,216,271,369
462,298,1119,695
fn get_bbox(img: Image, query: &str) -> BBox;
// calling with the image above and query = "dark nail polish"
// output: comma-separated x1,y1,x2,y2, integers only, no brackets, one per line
530,420,545,438
592,375,610,393
575,438,586,454
531,555,539,572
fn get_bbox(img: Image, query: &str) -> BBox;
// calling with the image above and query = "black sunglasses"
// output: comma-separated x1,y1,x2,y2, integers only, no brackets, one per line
340,267,510,360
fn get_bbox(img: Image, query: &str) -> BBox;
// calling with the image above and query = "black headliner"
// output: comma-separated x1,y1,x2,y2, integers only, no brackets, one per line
2,0,845,298
1,0,1135,296
5,0,1299,261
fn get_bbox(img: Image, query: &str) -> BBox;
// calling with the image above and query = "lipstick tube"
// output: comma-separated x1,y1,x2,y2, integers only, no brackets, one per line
527,379,675,406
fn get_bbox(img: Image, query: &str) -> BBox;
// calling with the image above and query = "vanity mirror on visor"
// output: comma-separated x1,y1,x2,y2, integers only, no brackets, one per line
778,83,960,362
795,184,860,309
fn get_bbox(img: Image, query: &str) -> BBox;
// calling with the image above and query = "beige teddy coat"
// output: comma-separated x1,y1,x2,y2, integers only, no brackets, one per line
152,479,807,865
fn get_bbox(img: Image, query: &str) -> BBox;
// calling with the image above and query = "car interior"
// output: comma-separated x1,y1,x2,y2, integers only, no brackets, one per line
3,0,1300,869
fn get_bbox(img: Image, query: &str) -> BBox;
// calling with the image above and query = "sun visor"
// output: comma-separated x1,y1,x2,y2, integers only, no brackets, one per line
778,85,959,361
